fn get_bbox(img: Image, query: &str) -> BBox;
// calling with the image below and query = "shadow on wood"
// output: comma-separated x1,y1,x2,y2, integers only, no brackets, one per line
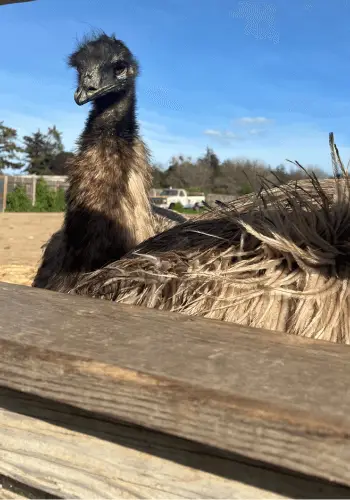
1,282,350,497
1,387,350,499
0,473,55,499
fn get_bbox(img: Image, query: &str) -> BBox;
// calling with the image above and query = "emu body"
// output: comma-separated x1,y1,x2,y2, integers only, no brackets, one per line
72,175,350,344
32,34,154,291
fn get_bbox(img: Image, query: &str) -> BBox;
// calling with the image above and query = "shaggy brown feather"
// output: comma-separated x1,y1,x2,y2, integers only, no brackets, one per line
32,34,157,291
72,172,350,343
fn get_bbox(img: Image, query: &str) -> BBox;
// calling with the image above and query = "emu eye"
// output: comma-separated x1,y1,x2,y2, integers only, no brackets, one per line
113,61,128,77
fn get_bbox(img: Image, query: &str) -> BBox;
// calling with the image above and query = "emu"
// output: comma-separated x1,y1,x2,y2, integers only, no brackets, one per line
72,169,350,344
33,35,350,344
33,33,182,292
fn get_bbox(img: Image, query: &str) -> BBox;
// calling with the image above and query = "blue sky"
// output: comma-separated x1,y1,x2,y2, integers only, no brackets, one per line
1,0,350,172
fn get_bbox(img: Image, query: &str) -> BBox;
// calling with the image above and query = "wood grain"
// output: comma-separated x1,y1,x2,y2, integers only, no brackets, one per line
1,282,350,488
0,487,25,500
0,472,52,499
5,388,339,499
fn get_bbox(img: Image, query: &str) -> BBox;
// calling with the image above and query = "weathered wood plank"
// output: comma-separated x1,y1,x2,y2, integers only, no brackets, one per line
5,387,337,499
0,487,25,500
0,472,51,499
0,0,34,5
0,176,8,213
1,282,350,488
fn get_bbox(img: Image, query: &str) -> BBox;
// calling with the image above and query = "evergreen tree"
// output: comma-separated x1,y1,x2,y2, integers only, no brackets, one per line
198,146,220,184
0,121,24,172
23,126,65,175
47,125,64,156
23,130,51,174
49,151,75,175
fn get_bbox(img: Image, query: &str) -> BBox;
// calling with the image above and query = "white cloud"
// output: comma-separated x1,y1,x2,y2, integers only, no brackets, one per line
0,74,341,173
225,131,238,139
204,129,222,137
2,106,338,170
238,116,271,124
249,128,265,136
203,129,241,143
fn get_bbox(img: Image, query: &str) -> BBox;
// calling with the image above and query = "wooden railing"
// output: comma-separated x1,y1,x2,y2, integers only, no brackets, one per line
1,281,350,498
0,0,34,5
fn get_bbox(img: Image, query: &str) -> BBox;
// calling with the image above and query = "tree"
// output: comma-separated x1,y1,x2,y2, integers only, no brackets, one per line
163,155,189,188
198,147,220,184
23,130,50,175
305,165,328,179
0,121,24,172
23,126,65,175
49,151,75,175
47,126,64,157
151,163,167,188
272,164,290,184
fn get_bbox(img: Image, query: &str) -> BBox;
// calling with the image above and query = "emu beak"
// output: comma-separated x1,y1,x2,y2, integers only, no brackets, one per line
74,86,90,106
74,83,121,105
74,70,102,106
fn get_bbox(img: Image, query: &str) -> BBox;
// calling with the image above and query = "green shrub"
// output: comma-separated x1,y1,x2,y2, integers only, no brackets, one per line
239,183,253,195
171,201,184,212
5,178,66,212
54,187,66,211
33,177,57,212
6,186,32,212
170,201,206,214
33,178,66,212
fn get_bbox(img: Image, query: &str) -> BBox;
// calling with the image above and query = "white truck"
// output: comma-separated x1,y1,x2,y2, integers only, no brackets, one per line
151,188,205,210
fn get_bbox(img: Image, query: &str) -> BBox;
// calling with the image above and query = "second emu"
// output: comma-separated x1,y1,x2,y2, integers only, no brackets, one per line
33,33,165,291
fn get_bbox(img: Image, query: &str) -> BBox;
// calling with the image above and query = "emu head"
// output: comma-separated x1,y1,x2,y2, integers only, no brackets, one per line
68,33,139,106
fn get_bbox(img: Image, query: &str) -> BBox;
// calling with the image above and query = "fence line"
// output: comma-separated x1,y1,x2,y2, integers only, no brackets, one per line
0,175,69,210
1,281,350,497
0,175,236,212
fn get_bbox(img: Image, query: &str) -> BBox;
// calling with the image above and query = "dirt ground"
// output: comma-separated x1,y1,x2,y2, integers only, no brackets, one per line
0,213,63,286
0,211,194,287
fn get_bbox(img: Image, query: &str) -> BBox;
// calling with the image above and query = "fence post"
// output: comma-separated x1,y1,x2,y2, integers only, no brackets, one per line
32,176,36,206
3,175,8,212
0,176,3,212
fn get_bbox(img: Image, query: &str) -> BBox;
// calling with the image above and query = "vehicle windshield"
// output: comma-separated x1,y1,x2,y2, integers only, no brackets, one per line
160,189,178,196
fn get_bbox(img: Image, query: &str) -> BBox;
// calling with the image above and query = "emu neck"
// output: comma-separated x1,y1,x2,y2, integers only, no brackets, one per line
80,88,138,146
64,87,154,274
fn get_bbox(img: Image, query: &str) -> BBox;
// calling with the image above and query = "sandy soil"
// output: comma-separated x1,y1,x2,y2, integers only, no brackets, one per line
0,211,194,287
0,213,63,286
